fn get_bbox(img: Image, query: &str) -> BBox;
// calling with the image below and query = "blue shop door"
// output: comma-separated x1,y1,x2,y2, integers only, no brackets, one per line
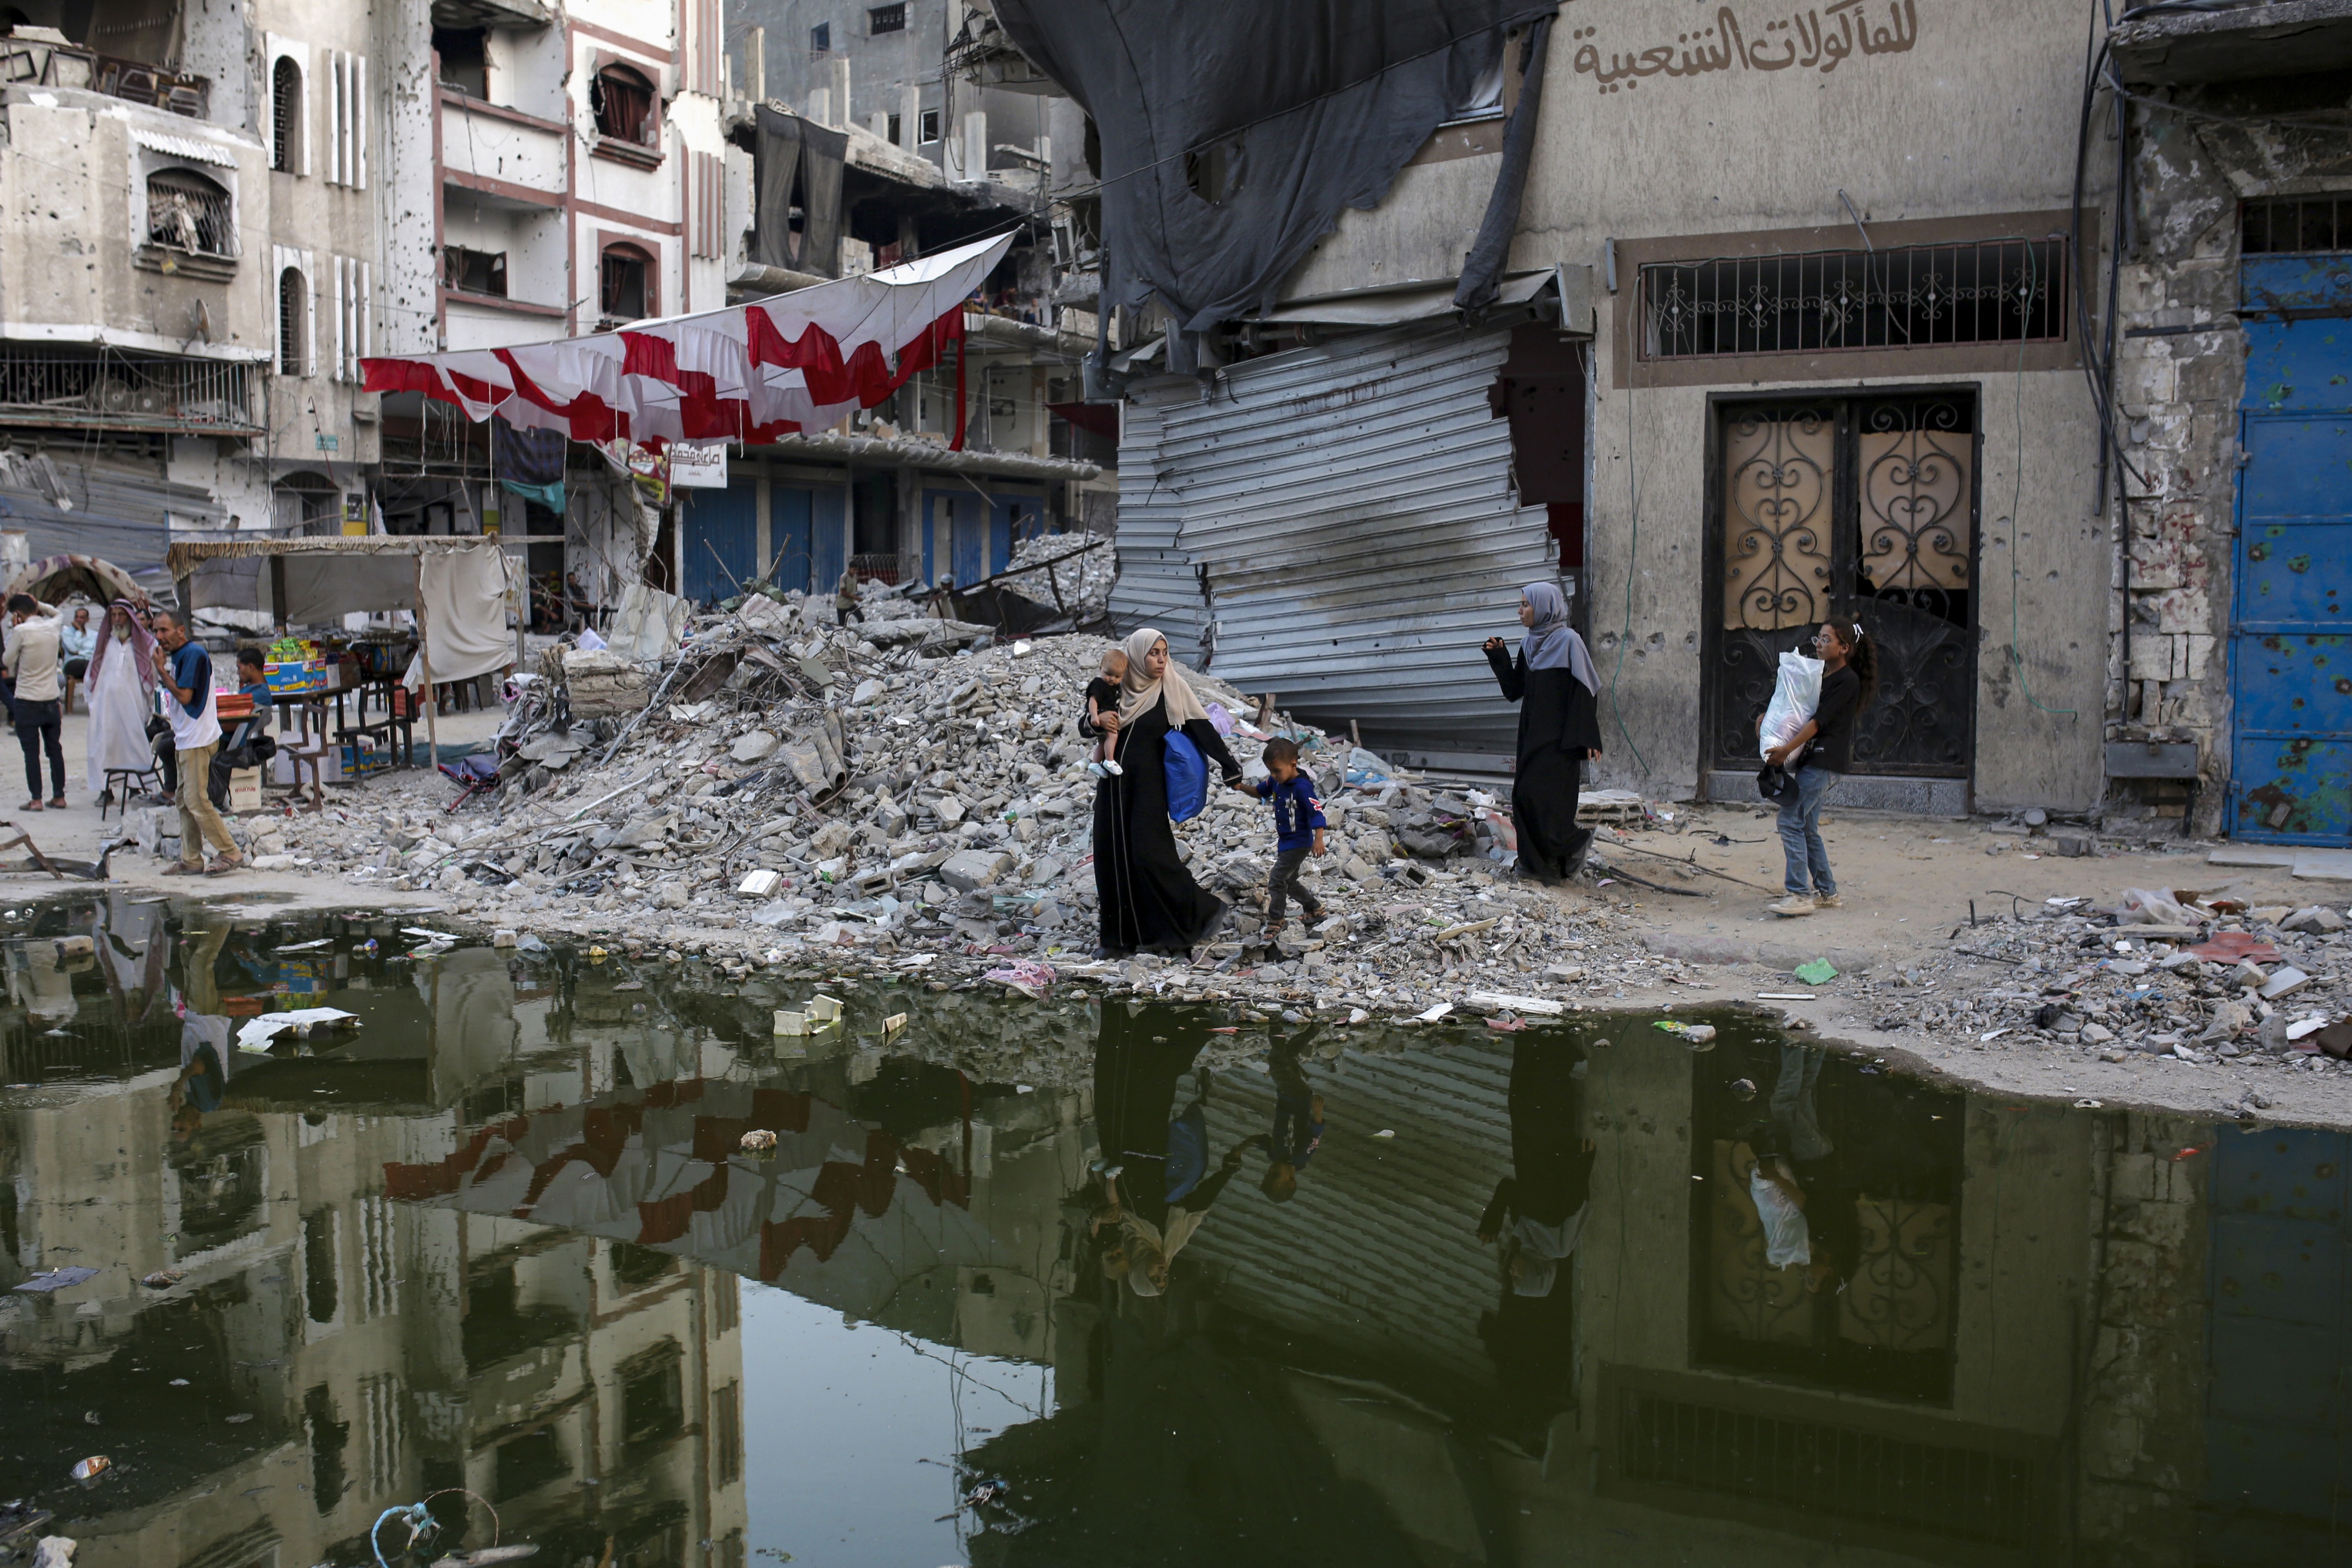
990,494,1039,576
812,486,848,600
680,483,755,605
770,486,813,596
2232,256,2352,843
2201,1125,2350,1563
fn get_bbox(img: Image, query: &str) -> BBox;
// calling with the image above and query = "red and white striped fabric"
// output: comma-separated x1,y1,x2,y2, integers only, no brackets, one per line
363,231,1012,449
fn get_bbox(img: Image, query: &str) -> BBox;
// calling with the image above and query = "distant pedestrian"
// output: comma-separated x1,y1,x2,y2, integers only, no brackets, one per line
151,608,242,876
1764,621,1876,916
1242,735,1326,939
833,568,863,626
1083,646,1127,778
1482,581,1602,885
2,594,67,810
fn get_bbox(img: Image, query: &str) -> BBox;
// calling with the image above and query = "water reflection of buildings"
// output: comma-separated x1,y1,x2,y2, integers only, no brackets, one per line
1003,1010,2350,1568
0,909,755,1568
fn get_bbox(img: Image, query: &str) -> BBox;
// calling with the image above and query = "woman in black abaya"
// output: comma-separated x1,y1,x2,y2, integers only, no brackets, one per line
1483,581,1603,885
1085,628,1242,957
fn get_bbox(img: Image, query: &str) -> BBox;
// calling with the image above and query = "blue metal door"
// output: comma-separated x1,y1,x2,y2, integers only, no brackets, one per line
680,482,755,605
812,486,848,600
950,492,986,586
770,486,813,596
2201,1125,2350,1562
2232,256,2352,843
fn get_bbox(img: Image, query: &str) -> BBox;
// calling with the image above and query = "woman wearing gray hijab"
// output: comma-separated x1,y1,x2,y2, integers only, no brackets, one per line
1482,581,1603,885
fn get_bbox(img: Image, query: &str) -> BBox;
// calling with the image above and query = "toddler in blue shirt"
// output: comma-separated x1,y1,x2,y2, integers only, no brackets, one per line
1240,735,1326,936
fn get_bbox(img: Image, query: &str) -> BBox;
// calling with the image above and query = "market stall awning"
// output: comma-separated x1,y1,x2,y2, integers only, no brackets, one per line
361,232,1015,447
168,536,517,686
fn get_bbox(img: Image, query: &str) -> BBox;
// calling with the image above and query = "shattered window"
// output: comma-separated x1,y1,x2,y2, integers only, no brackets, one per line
592,63,656,146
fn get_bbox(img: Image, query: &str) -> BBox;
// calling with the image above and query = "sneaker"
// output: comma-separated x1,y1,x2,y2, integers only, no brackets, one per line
1086,762,1108,779
1766,895,1816,917
1103,760,1123,776
1813,893,1843,909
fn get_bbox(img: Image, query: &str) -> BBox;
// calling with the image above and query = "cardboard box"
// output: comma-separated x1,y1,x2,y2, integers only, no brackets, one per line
265,662,331,695
228,767,262,812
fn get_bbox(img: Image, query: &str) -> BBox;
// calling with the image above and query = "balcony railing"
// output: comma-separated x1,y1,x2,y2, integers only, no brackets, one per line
1,37,210,118
0,350,258,435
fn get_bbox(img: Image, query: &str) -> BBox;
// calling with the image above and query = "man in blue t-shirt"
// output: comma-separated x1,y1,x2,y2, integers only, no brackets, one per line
1239,735,1327,936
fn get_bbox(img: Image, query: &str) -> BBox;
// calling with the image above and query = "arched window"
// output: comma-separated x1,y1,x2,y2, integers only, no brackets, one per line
599,243,652,322
590,63,654,145
278,266,306,375
145,169,235,258
272,56,302,172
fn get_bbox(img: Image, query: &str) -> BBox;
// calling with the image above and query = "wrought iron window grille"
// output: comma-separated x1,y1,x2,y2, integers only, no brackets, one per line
1642,240,2065,360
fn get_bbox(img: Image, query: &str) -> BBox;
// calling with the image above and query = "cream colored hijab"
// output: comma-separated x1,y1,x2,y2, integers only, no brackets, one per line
1114,627,1210,729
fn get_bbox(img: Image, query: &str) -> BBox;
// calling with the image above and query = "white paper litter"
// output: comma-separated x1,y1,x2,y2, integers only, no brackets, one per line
236,1007,358,1052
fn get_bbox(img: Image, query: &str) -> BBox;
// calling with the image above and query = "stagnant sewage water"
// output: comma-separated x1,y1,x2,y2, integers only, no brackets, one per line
0,896,2342,1567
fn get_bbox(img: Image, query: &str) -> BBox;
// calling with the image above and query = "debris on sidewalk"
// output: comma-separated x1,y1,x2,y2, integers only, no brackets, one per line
1863,885,2350,1076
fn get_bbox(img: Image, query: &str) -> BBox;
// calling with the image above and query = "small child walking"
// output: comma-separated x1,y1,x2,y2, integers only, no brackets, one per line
1242,736,1326,936
1084,646,1127,778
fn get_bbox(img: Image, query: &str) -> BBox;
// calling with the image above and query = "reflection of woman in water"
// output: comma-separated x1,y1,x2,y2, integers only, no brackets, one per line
1086,1003,1249,1297
1477,1038,1597,1434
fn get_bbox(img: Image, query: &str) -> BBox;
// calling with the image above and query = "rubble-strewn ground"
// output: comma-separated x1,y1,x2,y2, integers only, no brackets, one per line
8,613,2346,1127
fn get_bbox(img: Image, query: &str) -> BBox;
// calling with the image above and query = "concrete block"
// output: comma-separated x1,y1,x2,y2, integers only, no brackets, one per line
2282,905,2347,935
2184,633,2216,678
939,848,1013,892
732,729,780,763
2127,634,2180,683
809,820,855,859
2148,589,2211,635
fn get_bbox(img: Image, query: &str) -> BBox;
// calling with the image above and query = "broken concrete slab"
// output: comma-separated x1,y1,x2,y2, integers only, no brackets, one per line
2283,905,2348,935
939,848,1013,892
2291,849,2352,882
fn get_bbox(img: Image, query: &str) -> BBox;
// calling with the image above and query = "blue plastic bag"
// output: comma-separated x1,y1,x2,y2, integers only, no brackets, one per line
1163,729,1209,823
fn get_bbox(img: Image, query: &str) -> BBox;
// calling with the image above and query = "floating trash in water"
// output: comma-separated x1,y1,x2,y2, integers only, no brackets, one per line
70,1456,110,1483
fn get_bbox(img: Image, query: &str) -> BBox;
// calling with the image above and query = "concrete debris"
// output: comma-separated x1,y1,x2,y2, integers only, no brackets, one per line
1861,891,2347,1073
212,603,1740,1023
999,533,1115,621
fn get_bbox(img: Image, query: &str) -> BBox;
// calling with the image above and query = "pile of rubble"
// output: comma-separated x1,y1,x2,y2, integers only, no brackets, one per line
216,600,1693,1018
996,533,1115,622
1859,890,2352,1077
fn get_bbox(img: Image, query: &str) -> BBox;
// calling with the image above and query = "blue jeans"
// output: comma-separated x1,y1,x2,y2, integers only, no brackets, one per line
1776,765,1839,896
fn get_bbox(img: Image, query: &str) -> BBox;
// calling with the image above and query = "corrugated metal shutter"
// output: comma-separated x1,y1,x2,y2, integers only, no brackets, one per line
1105,395,1208,658
1107,321,1556,758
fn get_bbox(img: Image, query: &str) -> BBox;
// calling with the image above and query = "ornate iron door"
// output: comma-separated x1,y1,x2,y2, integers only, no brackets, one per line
1706,394,1978,778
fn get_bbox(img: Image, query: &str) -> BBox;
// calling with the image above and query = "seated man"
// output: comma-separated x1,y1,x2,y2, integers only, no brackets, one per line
59,605,95,686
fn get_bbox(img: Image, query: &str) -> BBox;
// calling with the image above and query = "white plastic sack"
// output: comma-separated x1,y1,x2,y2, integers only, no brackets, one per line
1749,1167,1812,1268
1758,650,1824,758
2116,888,2198,926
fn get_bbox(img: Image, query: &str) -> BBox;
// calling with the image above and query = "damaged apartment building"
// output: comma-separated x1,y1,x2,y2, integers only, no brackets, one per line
0,0,735,622
993,0,2157,830
0,0,395,589
652,0,1111,605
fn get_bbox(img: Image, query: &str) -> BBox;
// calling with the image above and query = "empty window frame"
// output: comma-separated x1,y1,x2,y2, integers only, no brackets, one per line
278,265,309,375
442,244,507,296
272,55,302,172
809,21,830,53
918,106,939,144
434,27,487,95
600,244,652,321
886,111,902,145
1640,240,2066,361
591,62,656,146
2242,195,2352,255
869,3,905,33
145,168,235,257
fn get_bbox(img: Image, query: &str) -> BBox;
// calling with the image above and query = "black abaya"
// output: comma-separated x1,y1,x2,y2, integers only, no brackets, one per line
1087,693,1242,955
1485,645,1603,885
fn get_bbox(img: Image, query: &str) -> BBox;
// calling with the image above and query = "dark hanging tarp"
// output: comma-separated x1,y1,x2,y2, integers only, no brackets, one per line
752,105,848,278
991,0,1532,371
